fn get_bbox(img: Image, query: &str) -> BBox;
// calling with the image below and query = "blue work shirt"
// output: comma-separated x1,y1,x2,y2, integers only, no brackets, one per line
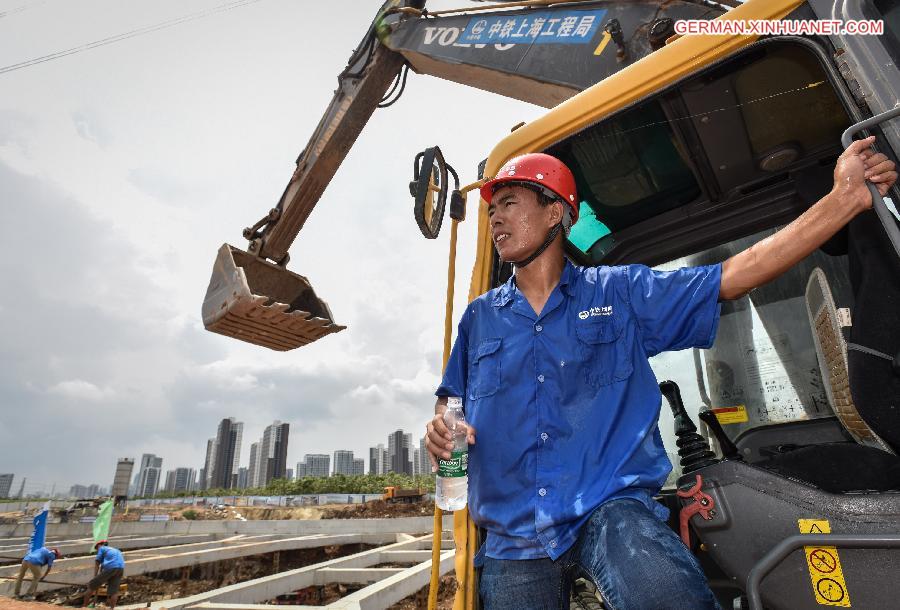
436,261,722,561
96,546,125,570
23,547,55,567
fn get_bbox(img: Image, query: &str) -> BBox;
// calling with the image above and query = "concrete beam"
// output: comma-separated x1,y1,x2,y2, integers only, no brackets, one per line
378,550,432,563
331,549,456,610
313,568,404,585
0,532,399,597
118,535,454,610
186,548,456,610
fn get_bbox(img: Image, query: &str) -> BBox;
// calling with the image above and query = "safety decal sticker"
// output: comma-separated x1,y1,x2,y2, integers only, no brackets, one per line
798,519,851,607
712,405,748,424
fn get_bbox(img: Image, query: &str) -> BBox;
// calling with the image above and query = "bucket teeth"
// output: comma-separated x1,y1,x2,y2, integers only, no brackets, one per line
202,244,345,351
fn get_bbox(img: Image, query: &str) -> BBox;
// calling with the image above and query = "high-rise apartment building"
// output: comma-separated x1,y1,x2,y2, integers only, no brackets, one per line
254,421,290,486
369,446,380,475
412,448,422,476
404,433,414,474
419,436,430,475
333,450,354,476
201,438,215,491
70,484,100,498
388,430,412,475
210,418,243,489
367,444,390,475
164,467,195,493
296,461,307,478
352,458,365,475
111,458,134,499
136,454,163,497
0,474,13,498
303,454,330,478
248,442,259,488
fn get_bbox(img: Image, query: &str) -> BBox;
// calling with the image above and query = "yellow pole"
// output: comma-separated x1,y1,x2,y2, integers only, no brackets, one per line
429,218,460,609
443,220,459,363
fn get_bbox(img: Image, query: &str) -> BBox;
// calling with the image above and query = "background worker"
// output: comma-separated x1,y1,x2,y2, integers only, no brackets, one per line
426,138,896,609
14,546,61,599
83,540,125,609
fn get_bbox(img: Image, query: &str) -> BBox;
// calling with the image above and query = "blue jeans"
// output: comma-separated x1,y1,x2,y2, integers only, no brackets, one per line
479,498,721,610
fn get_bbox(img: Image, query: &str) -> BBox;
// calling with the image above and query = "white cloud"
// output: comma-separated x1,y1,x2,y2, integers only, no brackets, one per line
47,379,116,401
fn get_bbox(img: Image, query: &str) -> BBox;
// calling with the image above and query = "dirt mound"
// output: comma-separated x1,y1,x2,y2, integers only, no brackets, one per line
390,574,457,609
321,499,435,519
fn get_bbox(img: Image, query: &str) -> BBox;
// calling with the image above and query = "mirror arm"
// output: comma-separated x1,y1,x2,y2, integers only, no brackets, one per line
448,179,488,223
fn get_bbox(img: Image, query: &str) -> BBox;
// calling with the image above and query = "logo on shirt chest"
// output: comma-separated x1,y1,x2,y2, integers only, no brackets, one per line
578,305,613,320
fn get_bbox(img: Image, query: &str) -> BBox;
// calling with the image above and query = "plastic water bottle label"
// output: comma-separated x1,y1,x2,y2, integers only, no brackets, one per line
437,450,468,477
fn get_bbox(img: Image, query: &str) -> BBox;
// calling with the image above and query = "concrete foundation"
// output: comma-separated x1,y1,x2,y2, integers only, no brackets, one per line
119,533,456,610
1,517,458,609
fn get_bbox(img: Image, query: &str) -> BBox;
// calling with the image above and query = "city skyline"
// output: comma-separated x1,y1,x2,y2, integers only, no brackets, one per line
1,415,435,498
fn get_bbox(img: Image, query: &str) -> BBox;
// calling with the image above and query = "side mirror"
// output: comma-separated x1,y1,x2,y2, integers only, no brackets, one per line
411,146,449,239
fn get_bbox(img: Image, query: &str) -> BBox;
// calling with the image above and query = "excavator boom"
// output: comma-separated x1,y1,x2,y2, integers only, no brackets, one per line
202,0,724,350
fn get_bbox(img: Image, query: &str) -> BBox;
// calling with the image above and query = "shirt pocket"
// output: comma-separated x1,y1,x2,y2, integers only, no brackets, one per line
575,319,633,387
468,337,502,400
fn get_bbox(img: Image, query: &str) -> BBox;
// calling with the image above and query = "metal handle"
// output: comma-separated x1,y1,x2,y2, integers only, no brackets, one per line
840,105,900,261
746,533,900,610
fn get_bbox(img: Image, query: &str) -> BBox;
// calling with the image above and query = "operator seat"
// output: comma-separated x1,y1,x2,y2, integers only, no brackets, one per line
745,209,900,493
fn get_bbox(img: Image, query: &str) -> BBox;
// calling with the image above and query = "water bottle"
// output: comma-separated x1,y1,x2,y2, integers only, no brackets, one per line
435,397,468,511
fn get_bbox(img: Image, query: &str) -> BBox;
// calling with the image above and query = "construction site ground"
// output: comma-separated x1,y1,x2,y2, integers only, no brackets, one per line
22,546,456,609
1,500,455,609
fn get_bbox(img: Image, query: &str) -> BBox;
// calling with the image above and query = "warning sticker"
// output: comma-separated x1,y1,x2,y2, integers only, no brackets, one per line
712,405,749,424
798,519,851,607
799,519,831,535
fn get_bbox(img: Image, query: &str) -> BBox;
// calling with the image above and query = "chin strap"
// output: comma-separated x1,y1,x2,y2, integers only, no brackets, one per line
511,223,563,268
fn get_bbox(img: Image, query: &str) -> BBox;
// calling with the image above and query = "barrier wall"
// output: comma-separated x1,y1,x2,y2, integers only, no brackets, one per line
0,515,450,539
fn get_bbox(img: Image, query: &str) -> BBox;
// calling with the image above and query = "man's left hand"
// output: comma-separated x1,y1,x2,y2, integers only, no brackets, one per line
833,135,897,211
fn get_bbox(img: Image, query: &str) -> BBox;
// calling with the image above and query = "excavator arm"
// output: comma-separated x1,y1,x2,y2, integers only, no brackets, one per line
202,0,726,350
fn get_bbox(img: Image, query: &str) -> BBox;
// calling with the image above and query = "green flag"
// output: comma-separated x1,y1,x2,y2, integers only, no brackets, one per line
92,500,114,549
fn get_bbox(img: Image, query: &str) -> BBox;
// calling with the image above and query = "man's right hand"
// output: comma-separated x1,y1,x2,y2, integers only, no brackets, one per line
425,408,476,473
426,411,453,473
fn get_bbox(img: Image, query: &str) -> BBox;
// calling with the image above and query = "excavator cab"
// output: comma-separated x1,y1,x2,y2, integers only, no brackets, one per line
198,0,900,606
440,3,900,608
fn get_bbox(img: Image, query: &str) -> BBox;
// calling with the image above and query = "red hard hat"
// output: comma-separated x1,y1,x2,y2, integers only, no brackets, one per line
50,548,61,559
480,153,579,223
94,540,108,550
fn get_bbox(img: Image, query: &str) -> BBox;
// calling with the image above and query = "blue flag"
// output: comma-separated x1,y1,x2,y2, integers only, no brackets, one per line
29,501,50,552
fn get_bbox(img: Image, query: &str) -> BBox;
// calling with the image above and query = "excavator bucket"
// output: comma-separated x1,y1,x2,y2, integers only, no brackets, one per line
202,244,345,351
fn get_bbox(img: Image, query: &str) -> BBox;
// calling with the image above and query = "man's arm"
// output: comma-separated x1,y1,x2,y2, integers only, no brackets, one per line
720,136,897,300
41,565,51,580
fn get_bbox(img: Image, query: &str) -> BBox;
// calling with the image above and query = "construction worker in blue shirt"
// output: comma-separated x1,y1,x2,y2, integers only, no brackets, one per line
14,546,61,599
425,139,896,610
83,540,125,609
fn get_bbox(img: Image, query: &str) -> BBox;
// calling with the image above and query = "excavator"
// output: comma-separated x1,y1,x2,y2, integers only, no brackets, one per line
202,0,900,608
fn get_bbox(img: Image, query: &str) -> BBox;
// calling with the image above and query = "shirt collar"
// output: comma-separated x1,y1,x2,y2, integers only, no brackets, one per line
491,259,577,307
